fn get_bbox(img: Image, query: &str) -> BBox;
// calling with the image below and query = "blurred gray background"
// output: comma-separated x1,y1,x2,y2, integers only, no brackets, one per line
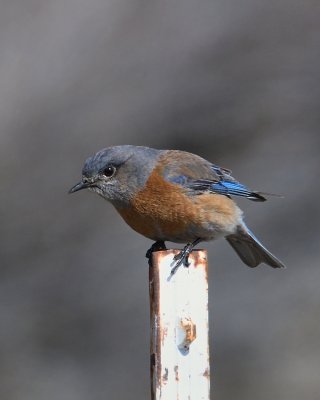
1,0,319,399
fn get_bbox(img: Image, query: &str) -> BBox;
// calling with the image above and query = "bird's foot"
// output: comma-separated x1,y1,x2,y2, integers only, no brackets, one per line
146,241,167,264
170,238,201,276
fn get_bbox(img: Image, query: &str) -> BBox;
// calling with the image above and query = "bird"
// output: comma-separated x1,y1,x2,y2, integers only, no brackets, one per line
69,145,285,272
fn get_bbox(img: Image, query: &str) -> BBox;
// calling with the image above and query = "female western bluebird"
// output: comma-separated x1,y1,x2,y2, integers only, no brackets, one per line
69,145,285,271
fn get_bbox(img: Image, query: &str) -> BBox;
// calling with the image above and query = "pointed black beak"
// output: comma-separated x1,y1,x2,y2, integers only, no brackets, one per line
68,181,90,194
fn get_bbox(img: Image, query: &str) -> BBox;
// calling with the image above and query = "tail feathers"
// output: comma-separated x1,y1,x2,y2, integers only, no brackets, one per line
226,224,285,269
247,191,267,202
247,191,284,202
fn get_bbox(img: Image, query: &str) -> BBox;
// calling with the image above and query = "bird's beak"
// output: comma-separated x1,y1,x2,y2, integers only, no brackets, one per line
68,181,90,194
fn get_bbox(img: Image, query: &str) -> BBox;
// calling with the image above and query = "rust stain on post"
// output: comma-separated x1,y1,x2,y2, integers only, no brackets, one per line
179,318,197,351
149,256,162,399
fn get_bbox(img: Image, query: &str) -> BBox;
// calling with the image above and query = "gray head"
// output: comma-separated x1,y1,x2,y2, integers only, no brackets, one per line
69,145,163,206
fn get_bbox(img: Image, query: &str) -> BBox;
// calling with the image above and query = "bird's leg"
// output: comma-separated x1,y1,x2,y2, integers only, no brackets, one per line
146,240,167,263
170,238,201,276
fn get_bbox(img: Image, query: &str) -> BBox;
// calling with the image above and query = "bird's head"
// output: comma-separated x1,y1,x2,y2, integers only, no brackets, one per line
69,145,162,207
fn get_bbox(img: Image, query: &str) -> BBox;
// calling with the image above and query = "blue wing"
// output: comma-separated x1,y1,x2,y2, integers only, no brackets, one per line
167,164,266,202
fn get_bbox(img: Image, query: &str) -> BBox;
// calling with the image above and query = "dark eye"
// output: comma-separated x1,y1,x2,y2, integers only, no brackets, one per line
103,165,116,178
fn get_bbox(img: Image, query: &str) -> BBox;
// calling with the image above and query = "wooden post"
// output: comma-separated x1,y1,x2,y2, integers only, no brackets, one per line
149,250,210,400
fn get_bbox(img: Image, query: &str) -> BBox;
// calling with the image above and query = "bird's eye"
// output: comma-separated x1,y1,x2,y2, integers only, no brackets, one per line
103,165,116,178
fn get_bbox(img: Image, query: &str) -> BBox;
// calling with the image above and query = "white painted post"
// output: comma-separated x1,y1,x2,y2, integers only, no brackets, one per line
149,250,210,400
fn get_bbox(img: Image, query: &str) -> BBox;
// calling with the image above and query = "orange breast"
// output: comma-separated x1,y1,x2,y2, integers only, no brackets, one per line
115,168,240,242
115,169,196,241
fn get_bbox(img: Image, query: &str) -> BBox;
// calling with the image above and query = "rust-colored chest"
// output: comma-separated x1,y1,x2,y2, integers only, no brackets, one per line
115,169,197,241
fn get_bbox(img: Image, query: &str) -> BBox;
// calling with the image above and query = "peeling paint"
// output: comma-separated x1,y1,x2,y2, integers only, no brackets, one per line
203,367,210,378
174,365,179,382
161,326,168,345
162,368,168,383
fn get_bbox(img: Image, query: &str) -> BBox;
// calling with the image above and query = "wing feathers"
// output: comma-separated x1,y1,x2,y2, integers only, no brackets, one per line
160,151,267,202
186,178,266,202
